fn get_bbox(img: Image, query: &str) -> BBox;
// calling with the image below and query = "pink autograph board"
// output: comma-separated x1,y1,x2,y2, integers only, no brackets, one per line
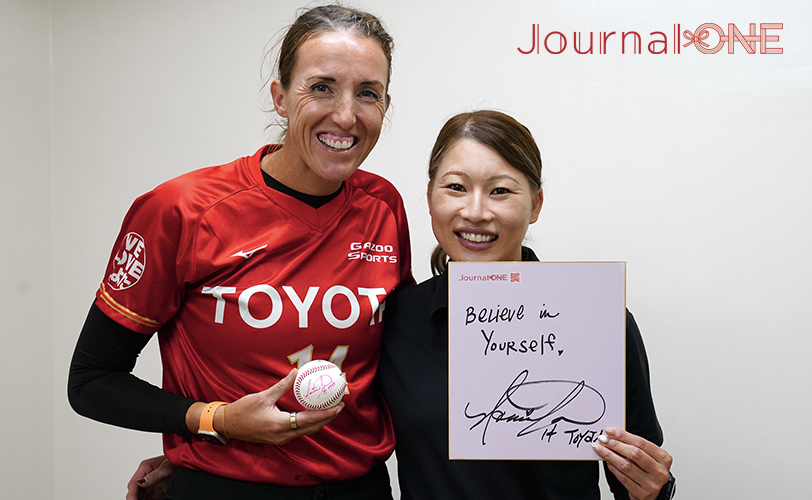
448,261,626,460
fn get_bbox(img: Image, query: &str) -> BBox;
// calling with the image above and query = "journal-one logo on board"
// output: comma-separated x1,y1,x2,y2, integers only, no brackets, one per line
518,23,783,55
458,273,522,283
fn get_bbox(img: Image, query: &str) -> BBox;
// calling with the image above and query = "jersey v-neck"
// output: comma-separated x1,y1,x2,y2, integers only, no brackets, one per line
247,145,349,228
261,168,342,209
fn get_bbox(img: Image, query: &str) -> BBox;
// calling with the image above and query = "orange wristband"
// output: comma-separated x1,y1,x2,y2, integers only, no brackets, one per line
198,402,228,445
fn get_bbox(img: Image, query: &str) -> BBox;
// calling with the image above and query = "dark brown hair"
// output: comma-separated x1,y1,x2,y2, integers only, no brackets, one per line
277,4,394,90
428,110,543,275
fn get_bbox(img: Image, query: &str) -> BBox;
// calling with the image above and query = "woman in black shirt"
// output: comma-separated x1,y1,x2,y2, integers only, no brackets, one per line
377,110,674,500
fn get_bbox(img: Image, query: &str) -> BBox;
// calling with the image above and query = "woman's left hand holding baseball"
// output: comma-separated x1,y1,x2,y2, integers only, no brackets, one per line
591,427,673,500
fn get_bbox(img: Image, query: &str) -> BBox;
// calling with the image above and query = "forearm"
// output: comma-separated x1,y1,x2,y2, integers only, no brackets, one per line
68,304,195,434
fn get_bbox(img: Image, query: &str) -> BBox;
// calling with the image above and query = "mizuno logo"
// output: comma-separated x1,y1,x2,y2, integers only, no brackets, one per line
231,245,267,260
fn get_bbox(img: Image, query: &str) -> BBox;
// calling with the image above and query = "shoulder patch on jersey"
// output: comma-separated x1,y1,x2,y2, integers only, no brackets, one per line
107,232,147,290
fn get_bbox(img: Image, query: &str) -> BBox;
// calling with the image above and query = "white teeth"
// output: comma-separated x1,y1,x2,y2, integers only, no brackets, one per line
459,232,495,243
319,135,354,150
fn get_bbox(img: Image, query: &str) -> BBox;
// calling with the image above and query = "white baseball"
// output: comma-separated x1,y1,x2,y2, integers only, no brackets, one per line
293,360,347,411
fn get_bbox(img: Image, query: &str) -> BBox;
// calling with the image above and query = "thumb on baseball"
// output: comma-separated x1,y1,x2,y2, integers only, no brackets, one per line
263,368,297,402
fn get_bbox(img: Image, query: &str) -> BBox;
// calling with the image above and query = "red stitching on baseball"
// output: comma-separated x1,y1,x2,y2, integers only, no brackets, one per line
294,361,346,410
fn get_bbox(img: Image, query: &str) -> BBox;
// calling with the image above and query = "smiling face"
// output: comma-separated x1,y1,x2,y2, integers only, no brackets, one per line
265,30,390,195
428,138,543,263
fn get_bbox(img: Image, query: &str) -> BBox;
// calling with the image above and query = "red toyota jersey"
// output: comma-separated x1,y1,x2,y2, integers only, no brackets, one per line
95,145,414,485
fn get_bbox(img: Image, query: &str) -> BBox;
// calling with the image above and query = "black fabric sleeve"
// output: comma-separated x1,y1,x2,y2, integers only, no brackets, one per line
67,303,195,434
605,310,667,500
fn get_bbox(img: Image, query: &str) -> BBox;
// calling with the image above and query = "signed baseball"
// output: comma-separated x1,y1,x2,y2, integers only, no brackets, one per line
293,360,347,411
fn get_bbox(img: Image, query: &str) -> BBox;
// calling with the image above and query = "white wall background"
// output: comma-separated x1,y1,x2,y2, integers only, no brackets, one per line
1,0,54,498
2,0,811,498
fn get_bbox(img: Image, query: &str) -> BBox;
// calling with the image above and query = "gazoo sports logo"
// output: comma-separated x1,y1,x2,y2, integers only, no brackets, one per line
107,232,146,290
347,241,398,263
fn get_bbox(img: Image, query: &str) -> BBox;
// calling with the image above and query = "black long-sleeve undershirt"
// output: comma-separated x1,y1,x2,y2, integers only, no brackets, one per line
67,304,195,434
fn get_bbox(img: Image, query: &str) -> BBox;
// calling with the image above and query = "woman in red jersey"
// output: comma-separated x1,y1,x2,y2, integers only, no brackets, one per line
68,5,412,499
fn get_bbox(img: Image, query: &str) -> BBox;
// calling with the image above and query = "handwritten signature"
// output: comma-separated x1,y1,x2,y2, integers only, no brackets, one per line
464,370,606,445
304,374,336,401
